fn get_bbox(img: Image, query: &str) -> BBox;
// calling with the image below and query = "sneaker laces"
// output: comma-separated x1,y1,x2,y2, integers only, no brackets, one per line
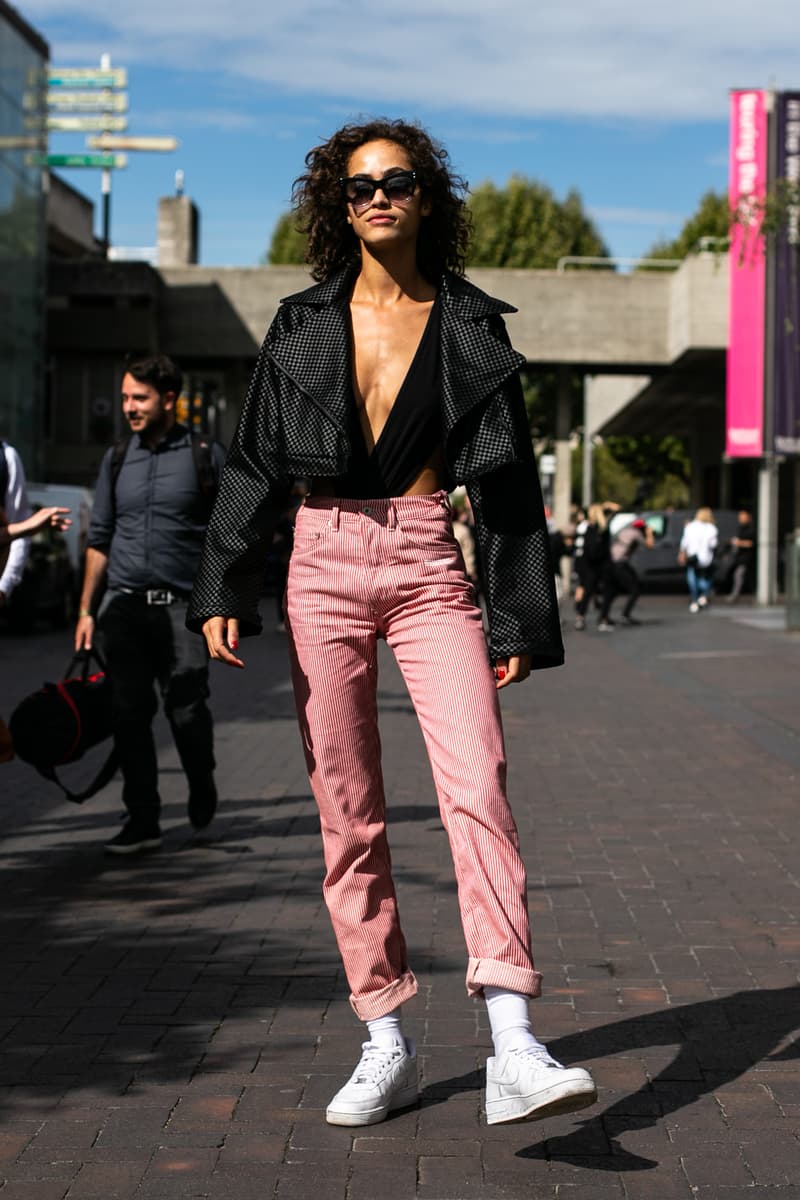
509,1044,564,1070
350,1041,406,1087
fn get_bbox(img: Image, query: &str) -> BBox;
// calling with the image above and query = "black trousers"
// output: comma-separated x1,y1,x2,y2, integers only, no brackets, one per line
99,591,214,826
599,561,640,620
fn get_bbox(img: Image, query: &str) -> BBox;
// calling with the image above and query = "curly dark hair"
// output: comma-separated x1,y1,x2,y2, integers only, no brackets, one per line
292,118,471,282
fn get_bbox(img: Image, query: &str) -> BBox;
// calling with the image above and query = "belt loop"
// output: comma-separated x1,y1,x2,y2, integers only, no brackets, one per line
330,505,340,531
440,490,452,512
387,502,397,530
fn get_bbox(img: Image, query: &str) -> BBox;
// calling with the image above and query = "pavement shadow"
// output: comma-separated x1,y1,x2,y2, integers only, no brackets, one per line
0,807,352,1121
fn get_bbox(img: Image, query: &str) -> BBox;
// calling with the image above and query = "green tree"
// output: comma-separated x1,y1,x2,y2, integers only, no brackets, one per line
263,211,307,265
467,175,610,269
645,189,731,260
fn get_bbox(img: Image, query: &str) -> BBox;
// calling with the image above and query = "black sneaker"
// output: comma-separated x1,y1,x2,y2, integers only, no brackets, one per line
188,777,218,830
104,821,162,856
620,615,641,626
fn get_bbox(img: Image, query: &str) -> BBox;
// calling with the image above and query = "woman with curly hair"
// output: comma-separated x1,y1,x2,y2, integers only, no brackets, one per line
188,118,595,1127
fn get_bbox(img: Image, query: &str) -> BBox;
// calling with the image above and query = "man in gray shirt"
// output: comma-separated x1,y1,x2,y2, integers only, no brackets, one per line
75,354,225,854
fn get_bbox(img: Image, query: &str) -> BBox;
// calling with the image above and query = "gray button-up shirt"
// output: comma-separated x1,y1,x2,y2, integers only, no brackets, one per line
88,425,225,594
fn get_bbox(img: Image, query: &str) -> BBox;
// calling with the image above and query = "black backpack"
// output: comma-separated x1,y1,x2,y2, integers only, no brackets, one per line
0,441,9,508
583,523,609,567
8,648,118,803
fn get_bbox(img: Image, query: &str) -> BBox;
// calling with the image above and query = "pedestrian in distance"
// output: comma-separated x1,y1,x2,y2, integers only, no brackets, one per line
598,515,654,629
573,502,614,631
679,506,718,613
188,117,596,1129
726,508,755,604
0,438,33,611
74,354,226,855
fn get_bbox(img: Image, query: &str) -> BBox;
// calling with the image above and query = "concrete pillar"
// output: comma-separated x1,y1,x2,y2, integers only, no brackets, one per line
581,374,593,511
158,195,200,267
553,366,573,599
719,459,732,509
756,457,779,604
553,366,572,531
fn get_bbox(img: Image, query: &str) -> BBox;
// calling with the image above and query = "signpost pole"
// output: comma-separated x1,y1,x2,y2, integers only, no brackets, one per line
100,54,112,257
758,90,779,606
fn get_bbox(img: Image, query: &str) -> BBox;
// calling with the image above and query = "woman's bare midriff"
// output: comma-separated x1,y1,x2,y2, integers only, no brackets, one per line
310,447,446,498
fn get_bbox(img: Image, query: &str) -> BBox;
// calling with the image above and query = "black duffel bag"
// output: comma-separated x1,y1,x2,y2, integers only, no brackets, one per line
8,647,118,803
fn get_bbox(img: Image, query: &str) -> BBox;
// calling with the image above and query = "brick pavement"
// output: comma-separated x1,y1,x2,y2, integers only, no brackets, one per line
0,595,799,1199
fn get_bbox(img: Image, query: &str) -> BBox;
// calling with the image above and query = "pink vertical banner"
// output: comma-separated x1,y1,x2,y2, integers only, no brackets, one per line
726,89,767,457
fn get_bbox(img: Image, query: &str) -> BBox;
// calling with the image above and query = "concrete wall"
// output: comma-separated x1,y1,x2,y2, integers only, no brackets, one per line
47,175,96,257
157,257,727,371
666,252,729,361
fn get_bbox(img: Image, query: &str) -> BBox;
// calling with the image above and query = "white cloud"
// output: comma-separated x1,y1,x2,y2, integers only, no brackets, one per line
24,0,797,123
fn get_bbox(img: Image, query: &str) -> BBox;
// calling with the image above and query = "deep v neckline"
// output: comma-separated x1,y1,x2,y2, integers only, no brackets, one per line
351,295,439,456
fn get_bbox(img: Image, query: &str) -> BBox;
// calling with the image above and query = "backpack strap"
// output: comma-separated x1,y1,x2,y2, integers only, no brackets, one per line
189,432,219,503
108,434,132,517
36,748,120,805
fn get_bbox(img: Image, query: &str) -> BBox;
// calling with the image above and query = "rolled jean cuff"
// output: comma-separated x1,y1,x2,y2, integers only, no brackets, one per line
350,970,419,1020
466,958,543,1000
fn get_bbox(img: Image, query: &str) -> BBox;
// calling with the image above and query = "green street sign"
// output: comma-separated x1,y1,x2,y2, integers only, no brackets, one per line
30,152,127,169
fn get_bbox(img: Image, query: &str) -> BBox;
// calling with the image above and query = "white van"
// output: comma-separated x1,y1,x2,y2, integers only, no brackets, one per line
26,483,93,577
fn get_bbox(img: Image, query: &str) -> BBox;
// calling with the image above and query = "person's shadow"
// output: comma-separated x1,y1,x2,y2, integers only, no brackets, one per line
520,986,800,1169
422,986,799,1172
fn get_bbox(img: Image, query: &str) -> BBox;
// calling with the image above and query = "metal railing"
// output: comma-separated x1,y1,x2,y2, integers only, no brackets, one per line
555,255,682,273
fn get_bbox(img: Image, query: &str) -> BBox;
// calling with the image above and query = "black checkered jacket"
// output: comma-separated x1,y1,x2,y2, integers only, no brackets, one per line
187,269,564,670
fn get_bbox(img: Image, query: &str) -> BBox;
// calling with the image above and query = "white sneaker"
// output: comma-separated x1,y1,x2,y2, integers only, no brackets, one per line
689,602,699,613
485,1046,597,1125
697,595,708,608
326,1039,418,1126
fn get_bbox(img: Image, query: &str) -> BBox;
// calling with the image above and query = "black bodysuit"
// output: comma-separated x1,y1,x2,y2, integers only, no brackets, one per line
336,295,441,499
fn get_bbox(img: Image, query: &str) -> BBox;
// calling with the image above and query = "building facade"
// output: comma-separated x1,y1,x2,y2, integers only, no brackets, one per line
0,1,48,476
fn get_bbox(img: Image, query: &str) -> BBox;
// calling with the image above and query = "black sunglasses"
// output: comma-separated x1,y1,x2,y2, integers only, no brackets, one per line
339,170,418,213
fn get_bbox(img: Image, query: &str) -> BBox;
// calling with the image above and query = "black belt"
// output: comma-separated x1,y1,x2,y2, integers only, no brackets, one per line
116,587,190,606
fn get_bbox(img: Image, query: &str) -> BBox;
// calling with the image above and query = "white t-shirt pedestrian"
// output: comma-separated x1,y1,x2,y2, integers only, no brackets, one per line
0,441,32,603
680,518,718,568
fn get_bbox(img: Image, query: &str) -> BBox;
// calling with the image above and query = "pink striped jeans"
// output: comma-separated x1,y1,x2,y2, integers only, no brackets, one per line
285,491,542,1019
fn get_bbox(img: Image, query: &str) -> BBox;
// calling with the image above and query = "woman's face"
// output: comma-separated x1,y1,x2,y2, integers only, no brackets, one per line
343,139,430,252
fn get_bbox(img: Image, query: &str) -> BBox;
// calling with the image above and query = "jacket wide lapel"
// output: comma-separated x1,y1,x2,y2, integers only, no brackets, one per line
268,300,352,435
438,277,527,433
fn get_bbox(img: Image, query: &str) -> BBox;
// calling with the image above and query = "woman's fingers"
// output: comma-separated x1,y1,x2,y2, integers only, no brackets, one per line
203,617,245,668
495,654,532,689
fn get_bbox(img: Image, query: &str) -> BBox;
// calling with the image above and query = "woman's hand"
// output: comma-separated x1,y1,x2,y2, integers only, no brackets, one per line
8,506,71,540
202,616,244,668
494,654,531,689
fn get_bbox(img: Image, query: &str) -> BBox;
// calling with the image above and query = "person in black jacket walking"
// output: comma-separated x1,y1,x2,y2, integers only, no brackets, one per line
75,354,225,854
189,119,595,1129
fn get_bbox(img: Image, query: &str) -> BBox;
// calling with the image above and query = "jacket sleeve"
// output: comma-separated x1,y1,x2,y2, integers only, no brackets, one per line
466,330,564,670
187,335,292,636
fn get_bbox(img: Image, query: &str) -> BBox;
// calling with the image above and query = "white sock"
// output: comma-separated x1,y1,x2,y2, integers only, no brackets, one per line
484,986,545,1057
365,1009,405,1050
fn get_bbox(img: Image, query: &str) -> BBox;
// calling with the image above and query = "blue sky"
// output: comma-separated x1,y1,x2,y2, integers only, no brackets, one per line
21,0,796,267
